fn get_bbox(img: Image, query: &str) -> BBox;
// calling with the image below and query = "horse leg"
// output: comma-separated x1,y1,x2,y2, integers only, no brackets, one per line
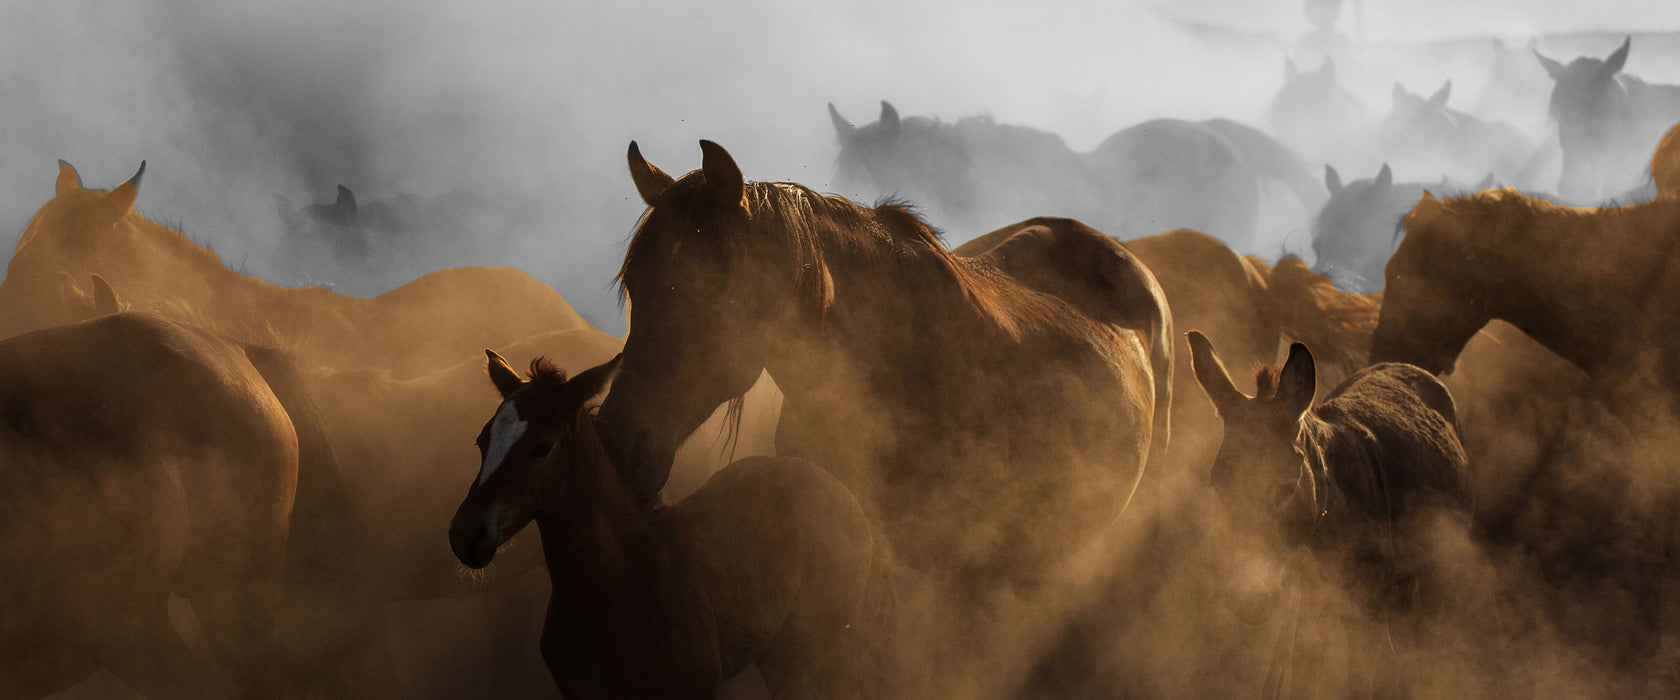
483,568,561,699
190,578,291,700
104,597,231,700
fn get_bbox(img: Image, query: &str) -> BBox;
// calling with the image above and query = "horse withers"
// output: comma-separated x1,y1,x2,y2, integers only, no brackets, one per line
448,353,909,698
1188,331,1472,696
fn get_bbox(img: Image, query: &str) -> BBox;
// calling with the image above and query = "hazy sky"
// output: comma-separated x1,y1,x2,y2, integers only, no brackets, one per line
3,1,1677,333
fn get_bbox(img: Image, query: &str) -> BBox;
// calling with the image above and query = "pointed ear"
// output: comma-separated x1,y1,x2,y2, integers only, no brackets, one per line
698,140,748,213
1474,172,1495,191
1391,82,1407,105
1374,163,1393,190
1284,57,1298,79
90,274,119,315
1188,331,1246,414
566,354,622,404
332,185,358,225
828,102,857,139
1324,164,1343,194
485,349,525,399
1277,343,1316,416
1319,58,1335,80
55,160,82,196
878,101,902,141
1535,50,1566,80
1604,36,1630,74
627,141,674,206
106,161,145,213
1428,80,1452,107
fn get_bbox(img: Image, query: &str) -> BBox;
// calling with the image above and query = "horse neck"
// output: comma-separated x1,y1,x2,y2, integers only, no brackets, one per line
537,414,685,608
1484,204,1670,375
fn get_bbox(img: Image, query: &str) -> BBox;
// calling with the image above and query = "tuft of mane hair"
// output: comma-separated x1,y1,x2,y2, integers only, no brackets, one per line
1254,365,1281,399
527,356,565,383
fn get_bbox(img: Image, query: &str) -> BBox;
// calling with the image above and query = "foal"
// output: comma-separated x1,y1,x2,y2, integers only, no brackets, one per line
448,353,901,698
1189,331,1473,696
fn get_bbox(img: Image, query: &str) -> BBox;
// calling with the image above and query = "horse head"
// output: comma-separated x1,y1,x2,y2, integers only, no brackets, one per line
602,141,827,502
1188,330,1320,623
448,352,621,569
0,161,146,338
1369,191,1494,373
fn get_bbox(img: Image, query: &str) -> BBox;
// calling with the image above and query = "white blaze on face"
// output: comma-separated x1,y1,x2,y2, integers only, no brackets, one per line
478,401,529,487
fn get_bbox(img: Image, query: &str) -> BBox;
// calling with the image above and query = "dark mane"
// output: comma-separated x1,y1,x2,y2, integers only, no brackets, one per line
1254,366,1281,398
527,356,565,384
617,178,962,310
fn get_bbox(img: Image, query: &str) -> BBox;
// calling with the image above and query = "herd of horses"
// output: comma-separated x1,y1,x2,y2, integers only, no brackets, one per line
8,37,1680,700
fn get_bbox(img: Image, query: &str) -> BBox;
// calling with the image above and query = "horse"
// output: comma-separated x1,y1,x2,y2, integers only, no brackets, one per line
827,101,1323,251
1269,57,1371,172
607,139,1170,586
1306,163,1500,295
1536,36,1680,201
953,228,1376,697
0,312,394,699
1189,331,1473,699
448,353,905,698
0,161,587,378
1380,80,1537,189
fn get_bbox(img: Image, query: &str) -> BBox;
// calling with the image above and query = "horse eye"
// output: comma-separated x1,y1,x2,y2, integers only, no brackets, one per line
529,442,554,458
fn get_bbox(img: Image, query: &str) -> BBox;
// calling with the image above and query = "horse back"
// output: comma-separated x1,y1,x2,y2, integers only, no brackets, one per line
1315,362,1474,522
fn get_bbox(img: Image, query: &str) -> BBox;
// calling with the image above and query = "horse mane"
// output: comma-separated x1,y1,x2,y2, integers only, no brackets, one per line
1263,257,1378,372
527,356,565,383
1254,366,1281,399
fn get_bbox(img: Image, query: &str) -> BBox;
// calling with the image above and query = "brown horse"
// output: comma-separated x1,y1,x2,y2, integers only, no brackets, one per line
448,353,903,698
1370,186,1680,401
603,141,1172,598
0,312,393,699
1190,331,1473,698
0,161,586,377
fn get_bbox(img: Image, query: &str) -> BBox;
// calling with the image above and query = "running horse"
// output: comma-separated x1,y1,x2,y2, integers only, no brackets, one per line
602,141,1172,596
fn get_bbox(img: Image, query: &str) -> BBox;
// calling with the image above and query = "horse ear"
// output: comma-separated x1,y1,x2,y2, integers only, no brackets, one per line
1474,172,1495,191
1428,80,1452,107
332,185,358,225
1391,82,1407,105
627,141,675,207
1319,58,1335,80
1324,164,1343,194
878,101,901,141
566,354,622,405
1188,331,1246,414
106,161,145,214
1374,163,1393,190
485,349,524,399
90,274,119,315
1535,50,1566,80
1603,36,1630,75
55,159,82,196
828,102,857,139
1284,57,1298,79
1277,343,1316,417
698,140,748,213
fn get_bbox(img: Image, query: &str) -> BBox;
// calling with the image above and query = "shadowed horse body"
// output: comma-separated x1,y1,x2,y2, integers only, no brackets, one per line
0,313,392,699
602,141,1172,604
0,162,586,377
1536,37,1680,200
449,354,904,698
1190,332,1472,698
828,101,1322,251
1270,58,1371,172
1381,80,1536,188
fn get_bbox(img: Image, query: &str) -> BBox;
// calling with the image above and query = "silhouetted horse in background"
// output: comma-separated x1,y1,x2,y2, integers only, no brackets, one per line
0,313,395,699
828,101,1322,251
1191,332,1472,699
1270,58,1370,172
606,140,1170,693
449,354,907,698
1381,80,1536,188
1536,37,1680,200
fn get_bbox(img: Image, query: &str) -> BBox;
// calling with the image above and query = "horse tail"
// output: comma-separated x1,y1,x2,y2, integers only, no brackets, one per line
1260,257,1379,374
1202,118,1326,212
243,344,399,692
